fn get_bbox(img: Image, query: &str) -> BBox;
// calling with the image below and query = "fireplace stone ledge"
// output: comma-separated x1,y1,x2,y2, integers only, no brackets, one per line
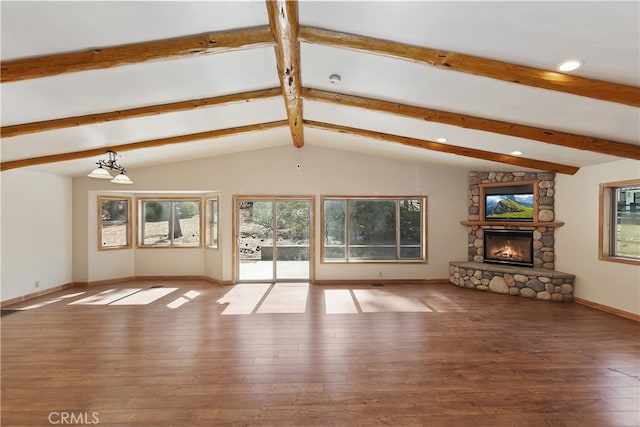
449,261,574,302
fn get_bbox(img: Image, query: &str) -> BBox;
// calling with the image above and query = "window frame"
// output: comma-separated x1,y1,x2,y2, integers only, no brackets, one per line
599,179,640,265
137,197,203,249
98,196,132,251
321,196,428,263
206,197,219,249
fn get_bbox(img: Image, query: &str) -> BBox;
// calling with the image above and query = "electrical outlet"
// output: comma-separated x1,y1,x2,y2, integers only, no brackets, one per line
34,281,40,288
378,271,383,277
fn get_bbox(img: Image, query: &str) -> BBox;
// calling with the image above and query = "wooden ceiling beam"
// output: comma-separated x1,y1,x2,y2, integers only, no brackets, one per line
299,27,640,108
305,120,579,175
266,0,304,148
1,88,282,138
3,22,636,108
303,88,640,160
0,27,275,83
0,120,288,172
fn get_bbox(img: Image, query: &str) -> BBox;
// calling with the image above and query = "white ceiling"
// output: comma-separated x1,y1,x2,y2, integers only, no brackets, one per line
1,1,638,177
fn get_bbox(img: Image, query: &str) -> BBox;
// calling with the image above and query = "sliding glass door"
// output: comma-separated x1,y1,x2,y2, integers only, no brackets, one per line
236,198,312,282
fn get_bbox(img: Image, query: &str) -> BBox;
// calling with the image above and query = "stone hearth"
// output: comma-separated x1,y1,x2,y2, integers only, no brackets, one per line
449,261,574,301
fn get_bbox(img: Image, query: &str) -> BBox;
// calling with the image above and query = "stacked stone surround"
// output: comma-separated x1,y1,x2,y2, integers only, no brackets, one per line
468,225,554,269
468,171,556,222
449,261,574,301
467,171,556,269
449,171,575,302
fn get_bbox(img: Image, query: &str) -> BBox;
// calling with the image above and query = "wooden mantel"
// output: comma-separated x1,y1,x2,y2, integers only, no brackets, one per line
461,220,565,228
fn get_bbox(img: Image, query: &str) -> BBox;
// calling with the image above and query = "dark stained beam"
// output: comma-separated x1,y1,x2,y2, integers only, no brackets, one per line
266,0,304,148
303,88,640,160
0,121,288,171
1,88,282,138
299,26,640,108
1,27,274,83
305,120,580,175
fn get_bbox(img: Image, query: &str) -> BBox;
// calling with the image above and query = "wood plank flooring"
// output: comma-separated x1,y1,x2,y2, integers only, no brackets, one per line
2,280,639,426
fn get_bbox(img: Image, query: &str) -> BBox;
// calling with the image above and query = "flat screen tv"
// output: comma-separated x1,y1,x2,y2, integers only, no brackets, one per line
484,184,534,221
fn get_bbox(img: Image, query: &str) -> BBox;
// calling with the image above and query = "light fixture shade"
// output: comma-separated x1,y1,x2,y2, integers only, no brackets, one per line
110,173,133,185
88,150,132,183
87,166,113,179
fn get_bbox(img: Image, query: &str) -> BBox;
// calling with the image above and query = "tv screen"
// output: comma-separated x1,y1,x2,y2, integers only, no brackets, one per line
484,184,534,221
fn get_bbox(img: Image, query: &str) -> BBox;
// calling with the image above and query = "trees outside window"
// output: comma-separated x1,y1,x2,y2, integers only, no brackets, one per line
99,197,131,249
140,199,201,247
322,197,426,262
208,198,219,248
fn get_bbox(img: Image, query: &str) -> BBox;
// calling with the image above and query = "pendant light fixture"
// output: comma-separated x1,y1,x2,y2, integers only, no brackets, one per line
87,150,133,184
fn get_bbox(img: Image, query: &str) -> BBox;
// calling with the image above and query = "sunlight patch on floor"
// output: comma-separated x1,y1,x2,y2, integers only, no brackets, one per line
15,283,462,314
184,290,200,299
257,283,309,314
352,289,432,313
19,291,87,310
167,290,201,309
217,283,272,315
69,289,142,305
324,289,359,314
110,287,178,305
218,283,309,315
218,284,447,315
167,297,189,309
422,293,465,312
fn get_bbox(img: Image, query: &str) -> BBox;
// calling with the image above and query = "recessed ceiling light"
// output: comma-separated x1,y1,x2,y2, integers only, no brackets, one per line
510,150,523,156
556,60,583,72
436,137,448,143
329,74,341,84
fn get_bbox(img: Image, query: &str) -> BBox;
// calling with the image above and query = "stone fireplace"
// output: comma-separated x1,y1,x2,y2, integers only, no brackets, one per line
484,230,533,267
449,171,575,302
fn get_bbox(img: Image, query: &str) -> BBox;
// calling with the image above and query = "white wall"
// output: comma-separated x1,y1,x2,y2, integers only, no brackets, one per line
72,180,89,283
1,169,73,301
135,249,205,277
73,144,469,284
555,159,640,315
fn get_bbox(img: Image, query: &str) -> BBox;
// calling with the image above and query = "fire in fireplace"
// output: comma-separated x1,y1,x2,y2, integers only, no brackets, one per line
484,230,534,267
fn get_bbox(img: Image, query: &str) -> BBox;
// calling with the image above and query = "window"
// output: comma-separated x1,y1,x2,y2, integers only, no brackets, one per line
99,197,132,250
207,198,219,248
600,180,640,265
139,199,201,247
322,197,426,262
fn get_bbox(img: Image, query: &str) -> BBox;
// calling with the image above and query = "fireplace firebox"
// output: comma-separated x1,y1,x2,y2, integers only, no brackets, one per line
483,230,534,267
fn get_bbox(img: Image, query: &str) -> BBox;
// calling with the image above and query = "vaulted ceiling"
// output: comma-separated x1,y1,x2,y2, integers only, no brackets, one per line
1,1,639,177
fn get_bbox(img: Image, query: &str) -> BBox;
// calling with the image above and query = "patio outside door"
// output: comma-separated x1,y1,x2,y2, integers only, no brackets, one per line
236,198,312,282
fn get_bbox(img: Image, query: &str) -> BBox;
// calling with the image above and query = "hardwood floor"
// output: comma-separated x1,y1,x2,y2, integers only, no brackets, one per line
2,280,639,426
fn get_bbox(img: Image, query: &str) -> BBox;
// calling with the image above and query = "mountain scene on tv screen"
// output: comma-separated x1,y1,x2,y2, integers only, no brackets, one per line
486,195,534,219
